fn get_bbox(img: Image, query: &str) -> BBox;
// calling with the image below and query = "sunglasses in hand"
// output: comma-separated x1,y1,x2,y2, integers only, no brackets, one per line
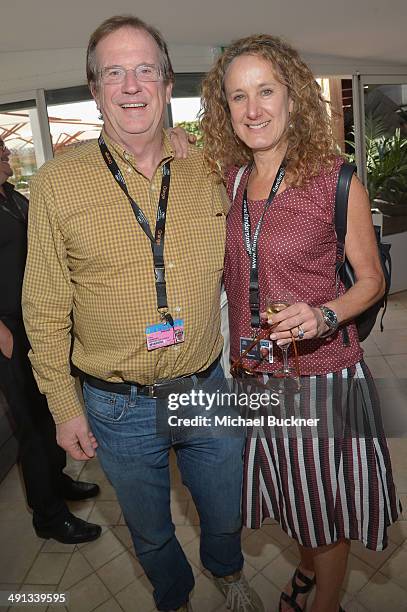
230,321,301,385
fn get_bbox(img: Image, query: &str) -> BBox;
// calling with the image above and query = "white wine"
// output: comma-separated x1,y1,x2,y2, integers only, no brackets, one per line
266,301,289,316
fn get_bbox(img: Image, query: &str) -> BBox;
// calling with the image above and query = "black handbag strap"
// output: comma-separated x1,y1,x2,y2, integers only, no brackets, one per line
335,162,356,266
334,162,356,347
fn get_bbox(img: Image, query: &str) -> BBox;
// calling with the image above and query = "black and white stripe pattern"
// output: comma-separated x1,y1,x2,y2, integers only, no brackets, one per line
243,361,400,551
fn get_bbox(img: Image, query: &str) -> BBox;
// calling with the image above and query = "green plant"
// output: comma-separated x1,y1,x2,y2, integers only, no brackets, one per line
347,115,407,206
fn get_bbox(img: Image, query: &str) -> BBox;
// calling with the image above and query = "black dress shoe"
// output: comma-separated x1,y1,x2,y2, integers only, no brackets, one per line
35,513,102,544
62,479,100,501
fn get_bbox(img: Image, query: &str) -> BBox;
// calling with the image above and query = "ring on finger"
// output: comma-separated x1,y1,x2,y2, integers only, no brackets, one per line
297,325,305,340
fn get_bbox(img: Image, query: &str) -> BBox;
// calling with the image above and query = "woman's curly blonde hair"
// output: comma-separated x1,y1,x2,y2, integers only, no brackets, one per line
200,34,337,186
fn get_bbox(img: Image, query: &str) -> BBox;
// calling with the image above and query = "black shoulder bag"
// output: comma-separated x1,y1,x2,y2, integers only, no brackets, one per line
335,162,392,344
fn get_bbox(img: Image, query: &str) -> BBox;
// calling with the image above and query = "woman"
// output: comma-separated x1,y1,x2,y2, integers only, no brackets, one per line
199,35,400,612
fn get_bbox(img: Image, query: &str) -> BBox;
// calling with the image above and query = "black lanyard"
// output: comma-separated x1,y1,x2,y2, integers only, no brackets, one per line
98,135,174,325
242,161,285,328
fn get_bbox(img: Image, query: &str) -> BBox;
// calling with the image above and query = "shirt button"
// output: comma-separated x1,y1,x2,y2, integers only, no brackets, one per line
127,167,132,174
150,185,156,191
124,152,130,161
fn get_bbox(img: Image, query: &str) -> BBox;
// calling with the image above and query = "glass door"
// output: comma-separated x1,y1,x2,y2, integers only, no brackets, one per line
354,75,407,207
355,75,407,294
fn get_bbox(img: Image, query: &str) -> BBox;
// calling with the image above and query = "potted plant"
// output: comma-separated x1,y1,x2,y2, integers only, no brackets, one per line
347,115,407,235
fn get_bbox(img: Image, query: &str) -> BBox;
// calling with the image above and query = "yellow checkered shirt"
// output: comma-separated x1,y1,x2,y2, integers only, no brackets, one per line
22,131,229,424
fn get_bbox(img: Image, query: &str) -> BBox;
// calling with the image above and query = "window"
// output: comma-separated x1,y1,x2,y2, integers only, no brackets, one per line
169,73,205,145
46,86,102,156
317,78,353,155
0,100,38,197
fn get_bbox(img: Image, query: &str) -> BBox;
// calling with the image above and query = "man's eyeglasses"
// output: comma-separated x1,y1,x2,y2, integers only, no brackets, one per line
100,64,162,84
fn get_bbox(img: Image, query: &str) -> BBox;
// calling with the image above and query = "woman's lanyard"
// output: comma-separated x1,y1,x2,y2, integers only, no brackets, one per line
98,135,174,325
242,161,286,328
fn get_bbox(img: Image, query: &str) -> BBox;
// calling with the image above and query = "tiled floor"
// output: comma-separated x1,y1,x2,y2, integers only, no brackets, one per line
1,293,407,612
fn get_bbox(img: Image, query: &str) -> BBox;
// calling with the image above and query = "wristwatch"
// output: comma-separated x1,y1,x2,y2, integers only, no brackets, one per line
319,305,339,336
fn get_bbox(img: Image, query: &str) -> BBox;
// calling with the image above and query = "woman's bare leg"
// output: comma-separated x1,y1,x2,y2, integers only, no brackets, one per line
279,539,349,612
310,539,349,612
279,545,315,611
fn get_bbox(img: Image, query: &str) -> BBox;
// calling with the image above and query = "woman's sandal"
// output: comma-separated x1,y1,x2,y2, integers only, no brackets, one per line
278,567,316,612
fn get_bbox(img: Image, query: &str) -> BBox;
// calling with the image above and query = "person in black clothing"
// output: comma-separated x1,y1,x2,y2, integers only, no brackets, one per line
0,137,102,543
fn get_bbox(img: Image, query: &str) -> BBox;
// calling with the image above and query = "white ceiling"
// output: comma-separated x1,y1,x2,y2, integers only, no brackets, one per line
1,0,406,65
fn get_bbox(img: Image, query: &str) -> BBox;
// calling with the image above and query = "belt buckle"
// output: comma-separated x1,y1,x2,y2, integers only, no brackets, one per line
148,385,156,398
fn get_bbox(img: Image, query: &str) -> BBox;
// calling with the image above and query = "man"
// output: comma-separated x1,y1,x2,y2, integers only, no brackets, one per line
22,15,263,612
0,137,101,544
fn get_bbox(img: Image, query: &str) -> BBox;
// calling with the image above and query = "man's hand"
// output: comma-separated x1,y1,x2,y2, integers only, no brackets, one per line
56,414,98,461
167,126,196,158
0,320,13,359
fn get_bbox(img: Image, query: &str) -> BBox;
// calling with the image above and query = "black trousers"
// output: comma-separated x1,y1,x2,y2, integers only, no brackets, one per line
0,318,70,528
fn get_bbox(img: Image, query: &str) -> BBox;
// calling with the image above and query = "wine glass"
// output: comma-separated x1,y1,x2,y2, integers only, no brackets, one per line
266,295,301,391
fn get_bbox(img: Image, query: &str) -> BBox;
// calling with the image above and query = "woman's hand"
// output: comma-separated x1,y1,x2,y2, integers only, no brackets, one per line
167,126,196,159
265,303,329,345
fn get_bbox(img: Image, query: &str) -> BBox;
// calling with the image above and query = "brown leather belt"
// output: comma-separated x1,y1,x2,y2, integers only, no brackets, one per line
82,356,221,399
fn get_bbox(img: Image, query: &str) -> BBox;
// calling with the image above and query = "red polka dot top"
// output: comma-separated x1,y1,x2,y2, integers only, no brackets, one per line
224,156,363,376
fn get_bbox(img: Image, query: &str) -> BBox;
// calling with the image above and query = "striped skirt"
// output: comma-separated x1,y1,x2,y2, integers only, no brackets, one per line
243,361,401,550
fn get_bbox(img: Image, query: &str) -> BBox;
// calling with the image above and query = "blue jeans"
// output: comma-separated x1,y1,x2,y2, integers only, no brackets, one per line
83,363,244,611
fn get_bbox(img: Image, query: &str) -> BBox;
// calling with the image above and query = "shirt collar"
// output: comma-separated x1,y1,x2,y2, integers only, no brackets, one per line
100,128,174,171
